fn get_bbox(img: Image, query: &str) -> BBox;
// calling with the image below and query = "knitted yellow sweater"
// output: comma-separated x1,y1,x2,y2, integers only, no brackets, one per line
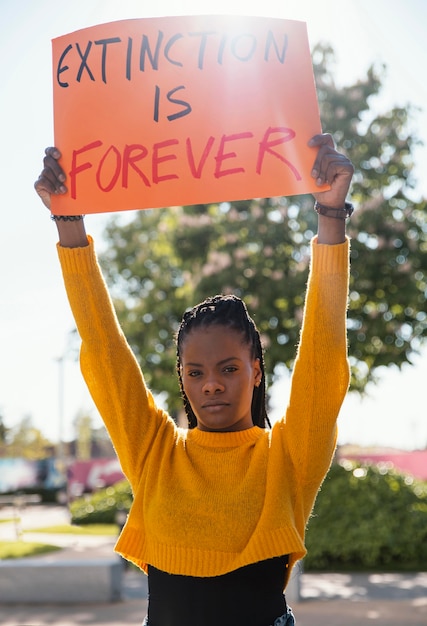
58,235,350,581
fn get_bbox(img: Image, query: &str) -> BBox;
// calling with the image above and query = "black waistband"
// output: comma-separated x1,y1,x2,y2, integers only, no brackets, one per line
146,555,289,626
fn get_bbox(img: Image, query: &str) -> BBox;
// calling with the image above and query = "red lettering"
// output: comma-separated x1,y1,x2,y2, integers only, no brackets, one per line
152,139,179,184
214,132,253,179
186,136,215,178
256,127,301,179
69,140,103,199
96,144,121,192
123,144,151,188
67,126,302,204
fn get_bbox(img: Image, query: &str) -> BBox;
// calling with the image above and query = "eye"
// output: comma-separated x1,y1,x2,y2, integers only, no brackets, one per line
187,369,202,378
223,365,238,373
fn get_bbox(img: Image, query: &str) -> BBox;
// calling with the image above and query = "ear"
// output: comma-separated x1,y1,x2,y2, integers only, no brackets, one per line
253,358,262,387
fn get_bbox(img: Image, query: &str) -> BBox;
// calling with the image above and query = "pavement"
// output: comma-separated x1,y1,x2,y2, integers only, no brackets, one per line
1,505,426,625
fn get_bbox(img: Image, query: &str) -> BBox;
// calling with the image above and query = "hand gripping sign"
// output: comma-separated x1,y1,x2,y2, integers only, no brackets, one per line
51,15,324,215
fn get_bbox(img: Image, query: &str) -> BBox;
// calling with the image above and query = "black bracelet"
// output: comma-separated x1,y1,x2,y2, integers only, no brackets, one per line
314,201,354,220
51,214,84,222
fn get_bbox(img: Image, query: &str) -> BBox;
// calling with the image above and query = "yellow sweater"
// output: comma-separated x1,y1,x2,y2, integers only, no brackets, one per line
58,235,350,580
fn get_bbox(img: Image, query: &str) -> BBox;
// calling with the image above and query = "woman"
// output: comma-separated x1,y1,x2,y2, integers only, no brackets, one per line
35,133,354,625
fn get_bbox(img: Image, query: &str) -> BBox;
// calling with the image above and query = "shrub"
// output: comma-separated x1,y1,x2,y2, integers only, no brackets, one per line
305,461,427,571
70,479,133,525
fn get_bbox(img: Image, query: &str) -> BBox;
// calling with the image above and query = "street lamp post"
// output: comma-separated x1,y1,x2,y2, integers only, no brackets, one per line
56,355,65,463
55,354,69,506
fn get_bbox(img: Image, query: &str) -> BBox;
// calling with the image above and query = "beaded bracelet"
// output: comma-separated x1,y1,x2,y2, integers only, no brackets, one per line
51,214,84,222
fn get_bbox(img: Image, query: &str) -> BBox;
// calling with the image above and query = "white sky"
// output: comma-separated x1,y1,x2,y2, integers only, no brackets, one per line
0,0,426,450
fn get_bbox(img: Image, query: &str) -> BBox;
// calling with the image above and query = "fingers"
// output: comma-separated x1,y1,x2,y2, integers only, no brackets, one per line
34,146,67,210
308,133,354,207
308,134,336,184
42,147,67,190
308,133,335,149
308,133,354,185
313,151,354,187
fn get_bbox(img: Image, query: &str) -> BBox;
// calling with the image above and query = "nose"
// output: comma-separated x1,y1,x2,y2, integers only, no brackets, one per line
202,378,224,394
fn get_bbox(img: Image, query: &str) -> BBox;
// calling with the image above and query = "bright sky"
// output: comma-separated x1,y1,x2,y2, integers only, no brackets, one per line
1,0,426,451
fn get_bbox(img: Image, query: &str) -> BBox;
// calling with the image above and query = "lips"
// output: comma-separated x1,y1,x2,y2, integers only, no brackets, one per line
201,401,229,409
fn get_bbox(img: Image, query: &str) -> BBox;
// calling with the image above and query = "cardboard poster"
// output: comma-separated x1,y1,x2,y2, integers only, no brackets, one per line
51,15,323,215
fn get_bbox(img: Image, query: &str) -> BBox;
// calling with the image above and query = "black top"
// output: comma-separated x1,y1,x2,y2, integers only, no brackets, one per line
146,555,289,626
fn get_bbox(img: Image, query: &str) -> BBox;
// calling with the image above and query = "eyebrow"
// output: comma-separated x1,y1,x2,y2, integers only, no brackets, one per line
184,356,243,367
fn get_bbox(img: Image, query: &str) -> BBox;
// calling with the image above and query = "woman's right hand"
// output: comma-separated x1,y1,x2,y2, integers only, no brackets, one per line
34,147,67,210
34,147,88,248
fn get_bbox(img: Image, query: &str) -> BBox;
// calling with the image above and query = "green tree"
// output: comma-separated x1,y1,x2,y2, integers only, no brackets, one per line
99,43,427,413
313,44,427,390
101,208,192,418
74,411,93,460
0,411,8,447
6,416,53,460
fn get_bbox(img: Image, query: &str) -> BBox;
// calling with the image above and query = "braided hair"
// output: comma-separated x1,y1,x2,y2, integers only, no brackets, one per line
176,294,270,429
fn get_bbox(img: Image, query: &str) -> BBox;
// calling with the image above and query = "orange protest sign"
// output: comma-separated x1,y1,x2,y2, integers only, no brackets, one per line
51,15,323,215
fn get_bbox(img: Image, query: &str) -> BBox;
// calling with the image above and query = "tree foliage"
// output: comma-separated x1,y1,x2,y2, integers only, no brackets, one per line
99,43,427,414
3,416,53,460
74,412,93,460
0,412,8,446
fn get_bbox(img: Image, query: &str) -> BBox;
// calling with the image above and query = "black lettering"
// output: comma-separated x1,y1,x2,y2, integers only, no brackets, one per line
217,34,227,65
166,86,192,121
57,44,72,87
76,41,95,83
94,37,122,83
265,31,288,63
189,31,216,69
140,31,164,71
126,37,132,80
154,85,160,122
164,33,184,67
230,34,256,62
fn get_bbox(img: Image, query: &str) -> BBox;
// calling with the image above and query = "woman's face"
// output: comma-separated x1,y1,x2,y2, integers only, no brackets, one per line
180,325,261,432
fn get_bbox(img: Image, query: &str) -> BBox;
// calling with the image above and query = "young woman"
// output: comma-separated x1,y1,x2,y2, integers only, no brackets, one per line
35,133,354,626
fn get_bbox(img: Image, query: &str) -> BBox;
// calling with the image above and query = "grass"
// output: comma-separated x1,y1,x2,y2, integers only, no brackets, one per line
0,522,119,559
0,540,61,559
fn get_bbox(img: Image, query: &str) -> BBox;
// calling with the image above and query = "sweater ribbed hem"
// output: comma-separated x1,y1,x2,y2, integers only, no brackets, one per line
311,236,349,274
56,235,97,274
115,523,306,578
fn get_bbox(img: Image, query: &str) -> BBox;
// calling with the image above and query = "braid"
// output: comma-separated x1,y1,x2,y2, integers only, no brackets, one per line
176,295,270,429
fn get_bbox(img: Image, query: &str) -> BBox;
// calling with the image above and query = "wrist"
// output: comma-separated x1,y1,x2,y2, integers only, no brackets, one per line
51,214,89,248
314,201,354,220
50,214,84,222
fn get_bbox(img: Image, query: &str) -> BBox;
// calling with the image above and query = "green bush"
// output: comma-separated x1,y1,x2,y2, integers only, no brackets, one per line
305,461,427,571
70,479,133,525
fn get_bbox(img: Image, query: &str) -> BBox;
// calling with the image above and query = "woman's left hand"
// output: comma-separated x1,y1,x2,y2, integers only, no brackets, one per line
308,133,354,208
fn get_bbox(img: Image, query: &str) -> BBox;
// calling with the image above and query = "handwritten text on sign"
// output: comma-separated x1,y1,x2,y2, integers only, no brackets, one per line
51,16,322,215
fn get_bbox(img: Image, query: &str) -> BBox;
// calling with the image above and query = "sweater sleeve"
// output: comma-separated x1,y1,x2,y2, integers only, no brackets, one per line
57,236,173,489
283,236,350,503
